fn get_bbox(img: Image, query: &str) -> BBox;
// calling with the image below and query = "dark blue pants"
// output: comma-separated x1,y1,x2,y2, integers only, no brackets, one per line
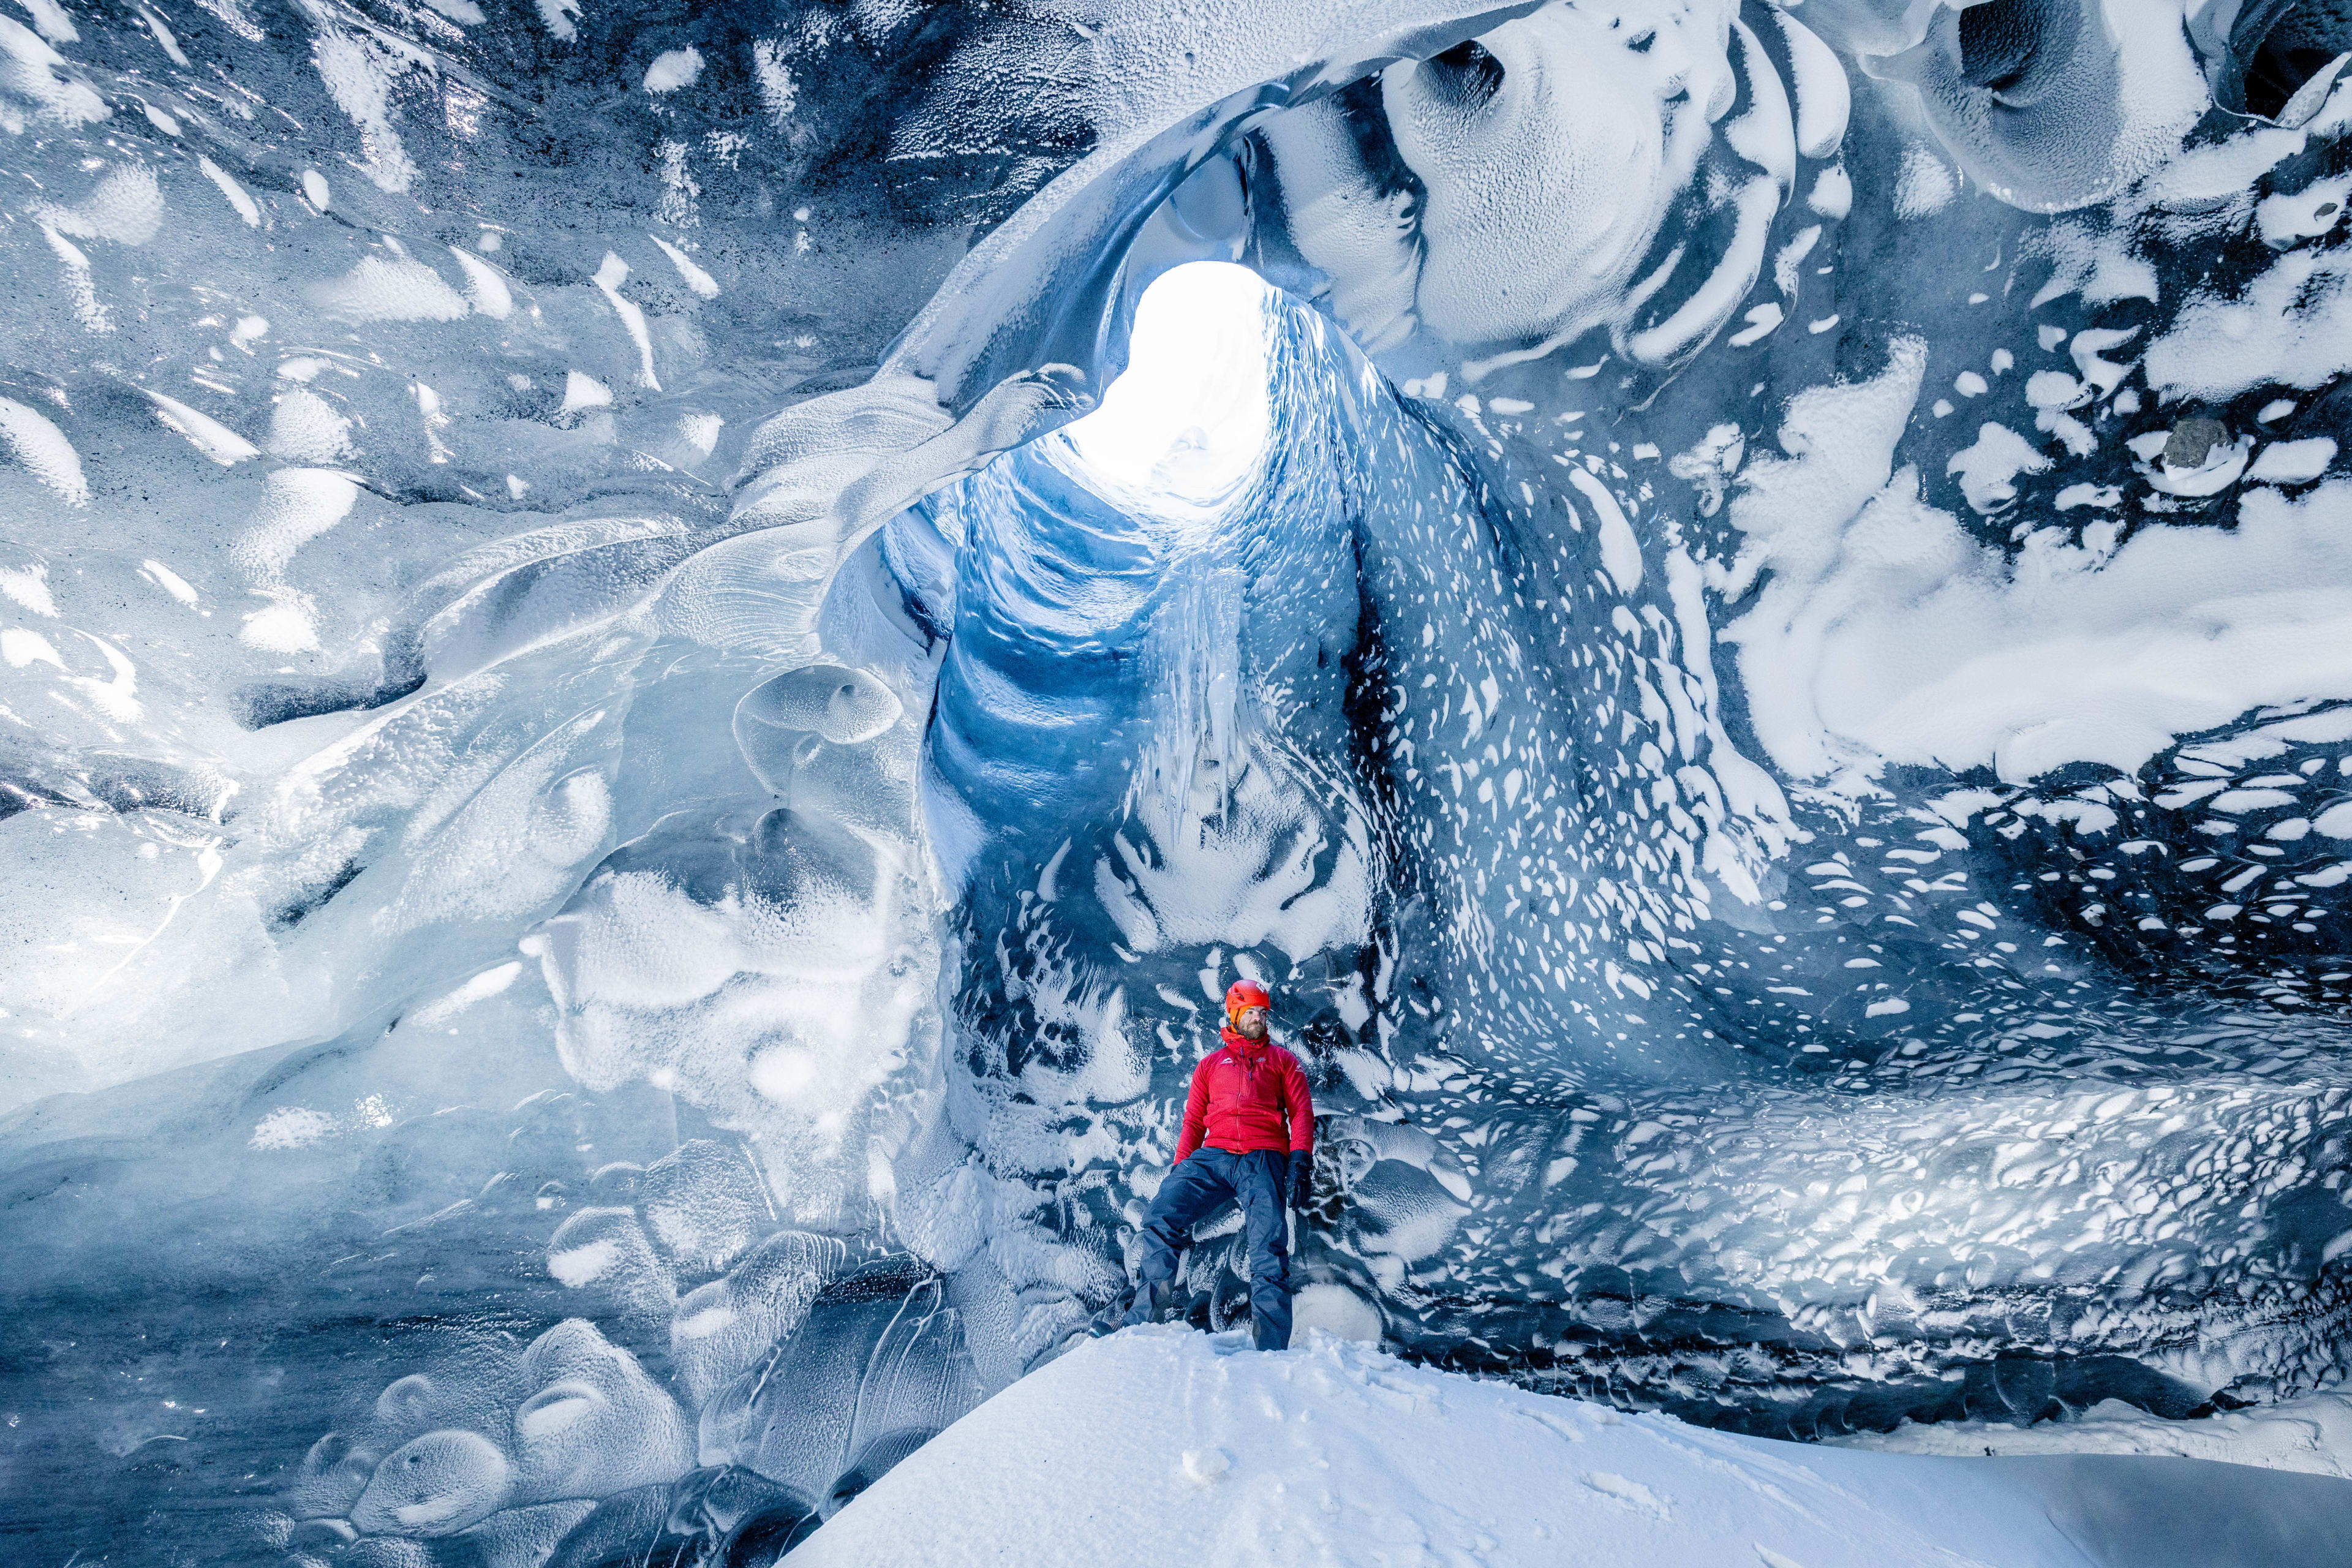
1124,1147,1293,1351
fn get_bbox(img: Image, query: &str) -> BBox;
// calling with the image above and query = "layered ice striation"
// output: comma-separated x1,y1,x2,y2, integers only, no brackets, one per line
10,0,2352,1561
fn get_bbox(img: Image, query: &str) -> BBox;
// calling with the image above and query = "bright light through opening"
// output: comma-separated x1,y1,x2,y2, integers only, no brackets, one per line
1050,261,1276,526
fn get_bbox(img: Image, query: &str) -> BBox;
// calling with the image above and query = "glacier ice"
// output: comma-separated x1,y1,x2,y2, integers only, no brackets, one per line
10,0,2352,1560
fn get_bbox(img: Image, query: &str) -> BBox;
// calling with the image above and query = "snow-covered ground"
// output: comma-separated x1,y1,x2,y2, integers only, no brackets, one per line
1830,1390,2352,1479
794,1326,2352,1567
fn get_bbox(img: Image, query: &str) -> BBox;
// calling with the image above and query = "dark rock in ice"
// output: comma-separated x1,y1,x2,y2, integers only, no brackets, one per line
2165,416,2233,468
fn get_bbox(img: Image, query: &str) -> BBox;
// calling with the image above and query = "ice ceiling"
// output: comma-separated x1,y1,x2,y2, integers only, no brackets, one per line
9,0,2352,1559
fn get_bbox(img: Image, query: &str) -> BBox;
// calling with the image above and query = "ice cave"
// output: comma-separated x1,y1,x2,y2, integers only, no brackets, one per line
11,0,2352,1562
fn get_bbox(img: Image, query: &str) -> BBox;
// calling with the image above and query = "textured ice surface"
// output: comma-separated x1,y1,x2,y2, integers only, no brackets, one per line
9,0,2352,1562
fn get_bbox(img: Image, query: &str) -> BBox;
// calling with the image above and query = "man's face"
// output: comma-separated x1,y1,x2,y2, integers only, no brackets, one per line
1236,1005,1269,1039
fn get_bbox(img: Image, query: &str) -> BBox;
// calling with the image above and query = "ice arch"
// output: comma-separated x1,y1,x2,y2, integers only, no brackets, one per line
894,243,2352,1452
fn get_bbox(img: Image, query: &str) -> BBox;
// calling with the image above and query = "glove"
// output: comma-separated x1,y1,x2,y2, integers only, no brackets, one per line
1287,1149,1314,1210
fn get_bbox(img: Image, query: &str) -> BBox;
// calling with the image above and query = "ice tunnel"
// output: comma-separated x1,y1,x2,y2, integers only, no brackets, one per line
12,0,2352,1562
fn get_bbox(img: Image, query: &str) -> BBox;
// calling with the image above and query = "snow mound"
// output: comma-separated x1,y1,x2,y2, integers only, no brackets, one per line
795,1326,2352,1567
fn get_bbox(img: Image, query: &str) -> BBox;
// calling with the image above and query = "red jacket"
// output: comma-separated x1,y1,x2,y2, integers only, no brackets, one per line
1174,1027,1313,1162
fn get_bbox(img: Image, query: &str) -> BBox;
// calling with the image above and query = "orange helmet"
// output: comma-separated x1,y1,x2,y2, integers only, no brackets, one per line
1224,979,1272,1023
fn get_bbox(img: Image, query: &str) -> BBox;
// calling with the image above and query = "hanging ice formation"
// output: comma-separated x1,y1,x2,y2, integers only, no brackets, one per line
8,0,2352,1559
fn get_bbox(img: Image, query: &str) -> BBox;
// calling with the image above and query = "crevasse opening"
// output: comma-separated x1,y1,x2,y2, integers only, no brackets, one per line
1052,262,1279,527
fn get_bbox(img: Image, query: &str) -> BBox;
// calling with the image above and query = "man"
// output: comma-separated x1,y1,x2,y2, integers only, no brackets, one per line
1120,979,1314,1351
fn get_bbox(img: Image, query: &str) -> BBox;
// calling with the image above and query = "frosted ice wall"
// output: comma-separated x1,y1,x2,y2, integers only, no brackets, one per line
10,0,2352,1561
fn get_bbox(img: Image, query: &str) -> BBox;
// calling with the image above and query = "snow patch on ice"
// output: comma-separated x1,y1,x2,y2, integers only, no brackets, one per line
138,559,197,605
1893,145,1956,218
1289,1282,1381,1343
34,164,164,246
650,235,719,299
751,39,796,124
448,246,513,318
311,29,418,193
143,390,258,465
313,251,470,323
643,46,701,94
2147,246,2352,398
0,14,108,127
13,0,75,44
1722,341,2352,786
592,252,660,390
407,961,524,1028
198,157,262,226
249,1105,341,1150
561,370,612,412
266,387,353,463
0,396,88,505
